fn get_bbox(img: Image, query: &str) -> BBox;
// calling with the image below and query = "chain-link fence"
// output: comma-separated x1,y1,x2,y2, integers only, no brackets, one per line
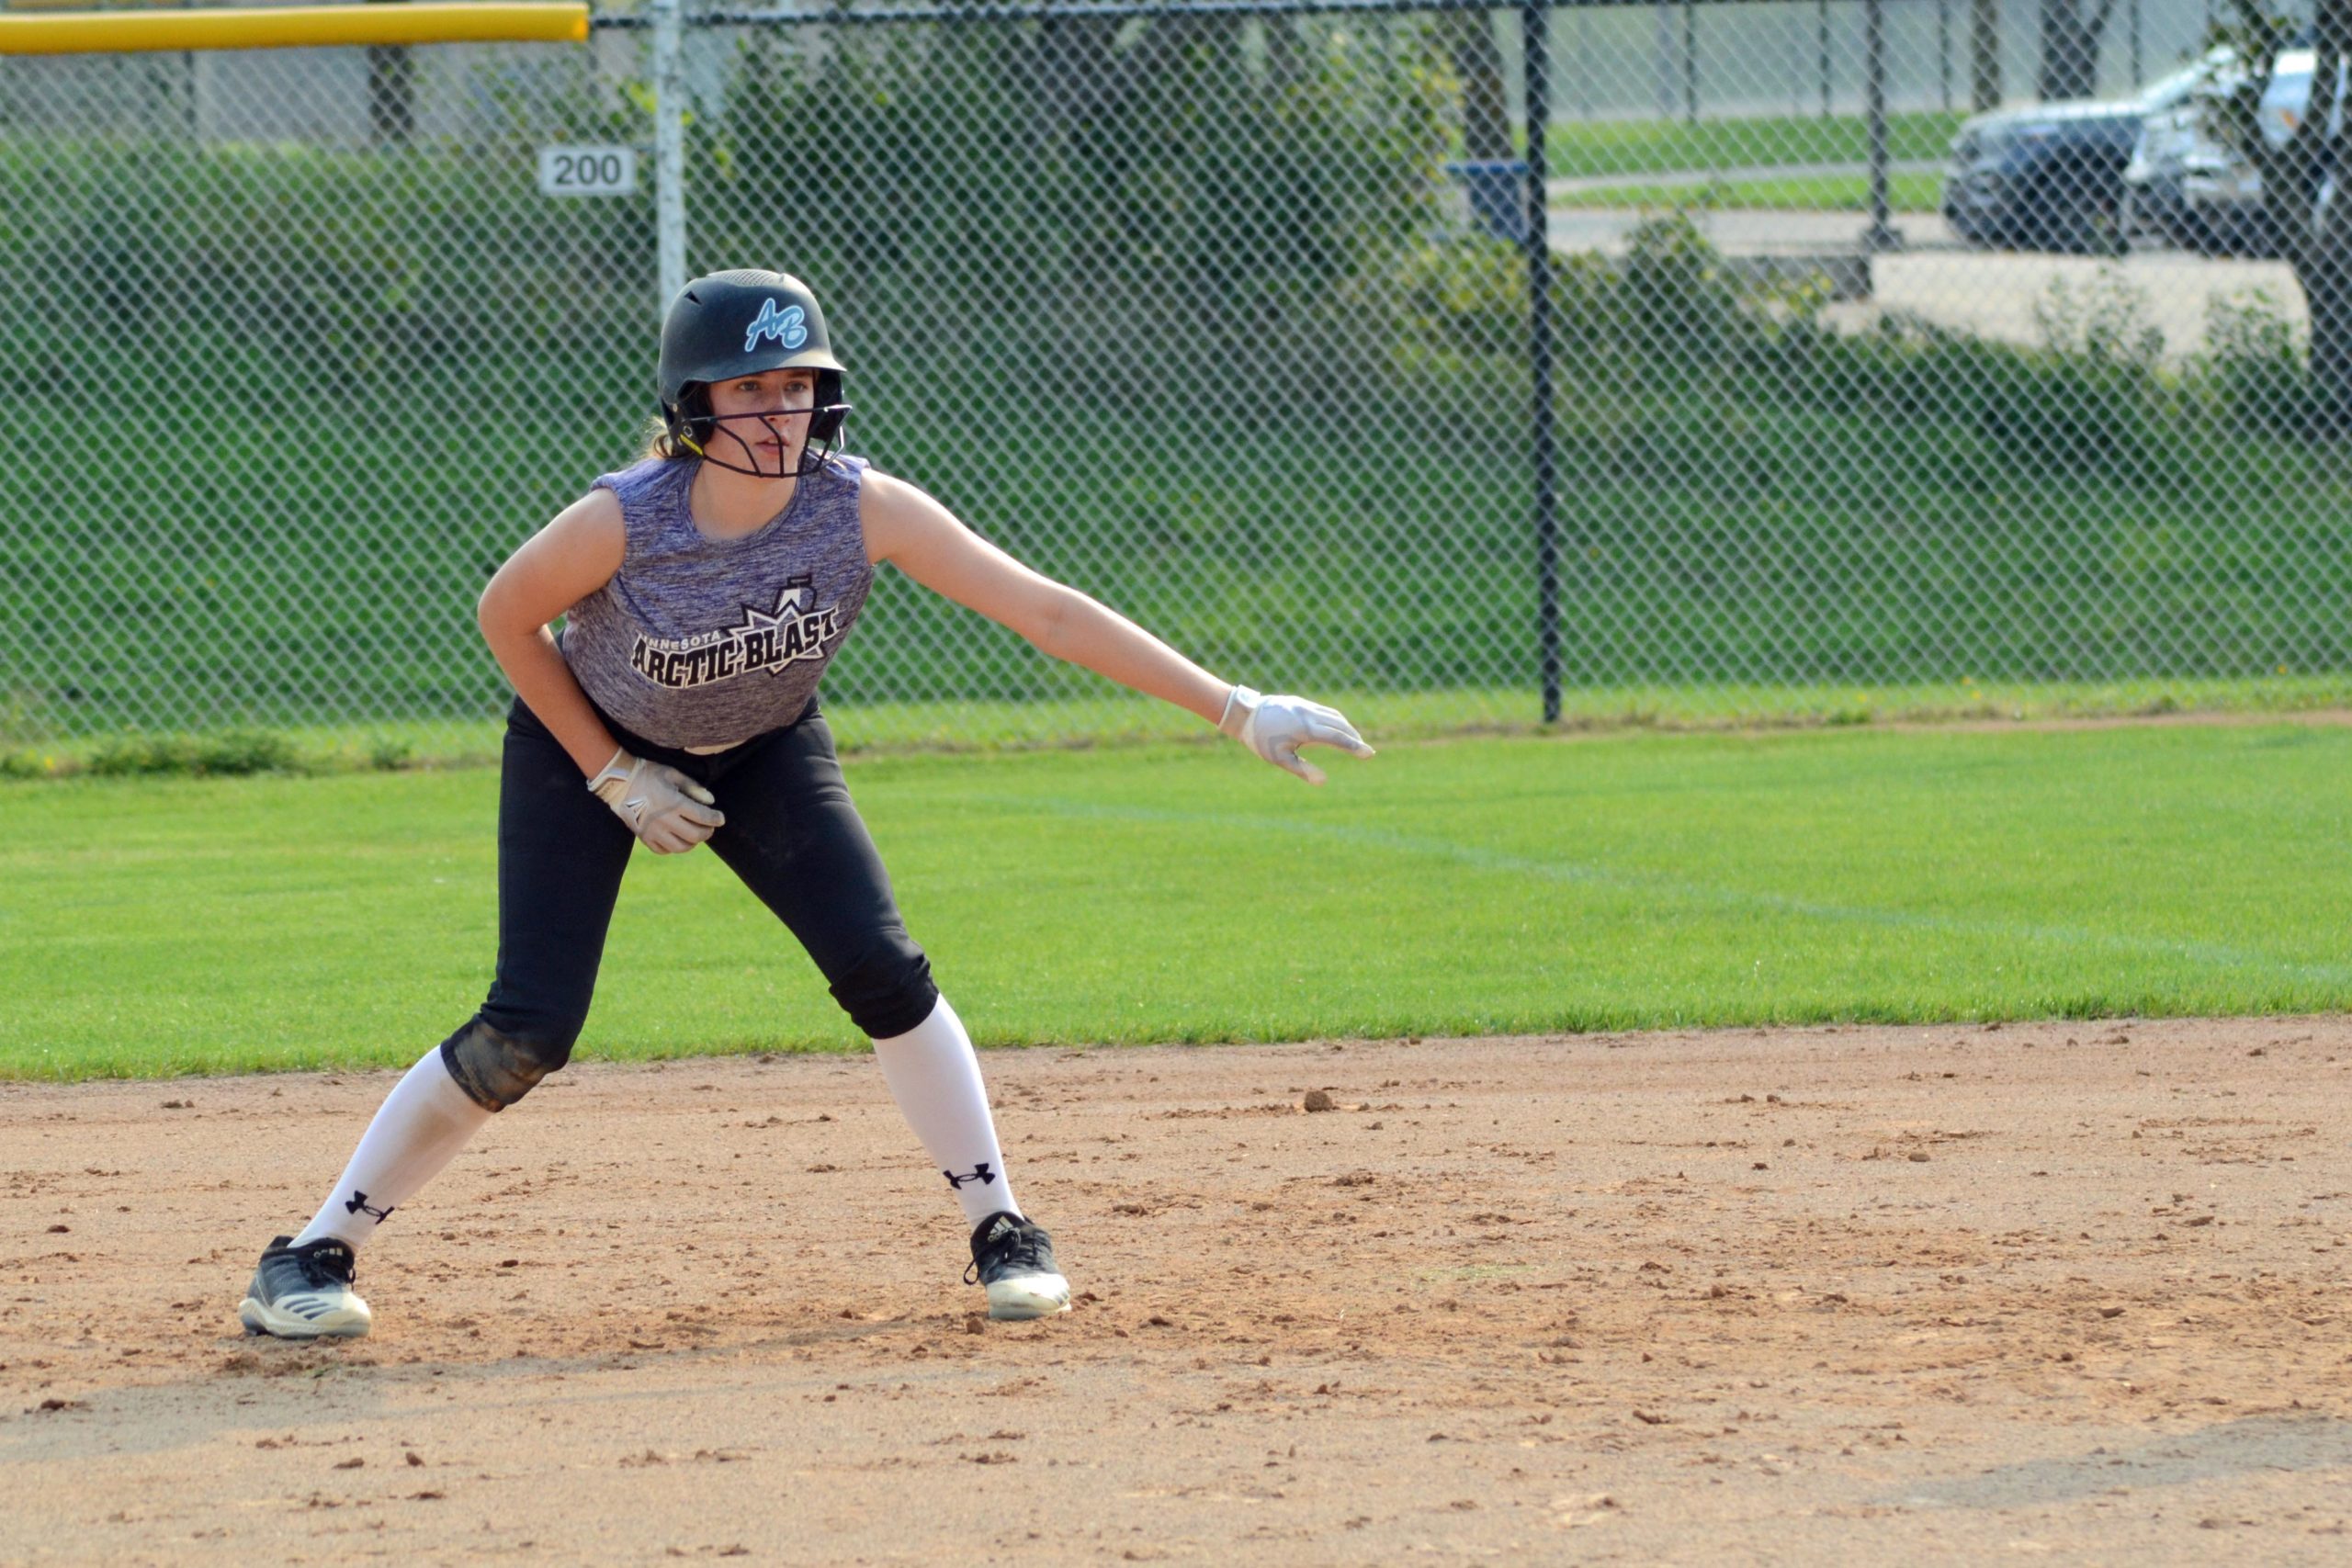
5,0,2348,761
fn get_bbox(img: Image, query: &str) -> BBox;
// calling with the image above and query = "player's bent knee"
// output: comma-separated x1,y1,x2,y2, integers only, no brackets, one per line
829,934,937,1040
438,1016,572,1111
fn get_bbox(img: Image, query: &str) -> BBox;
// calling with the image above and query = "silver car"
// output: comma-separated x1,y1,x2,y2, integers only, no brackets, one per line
2122,50,2323,254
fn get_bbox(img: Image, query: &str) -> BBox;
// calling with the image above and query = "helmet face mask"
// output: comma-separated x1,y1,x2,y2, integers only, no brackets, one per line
664,371,851,478
657,269,853,477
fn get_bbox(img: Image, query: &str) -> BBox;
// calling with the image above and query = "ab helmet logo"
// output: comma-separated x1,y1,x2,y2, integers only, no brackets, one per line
743,298,808,355
630,576,842,690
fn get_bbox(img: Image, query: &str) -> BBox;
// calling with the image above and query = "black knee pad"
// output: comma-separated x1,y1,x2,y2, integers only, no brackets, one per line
438,1016,572,1111
829,932,938,1039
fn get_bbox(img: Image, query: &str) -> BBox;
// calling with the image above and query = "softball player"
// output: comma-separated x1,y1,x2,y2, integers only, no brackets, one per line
238,269,1374,1337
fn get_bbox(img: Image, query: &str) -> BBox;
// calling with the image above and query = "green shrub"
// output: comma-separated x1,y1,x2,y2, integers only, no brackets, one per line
1958,353,2170,479
1617,211,1747,370
87,730,299,777
1747,290,2178,480
368,736,415,772
2199,288,2311,438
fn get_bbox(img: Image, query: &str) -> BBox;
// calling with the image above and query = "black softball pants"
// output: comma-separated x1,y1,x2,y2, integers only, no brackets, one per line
437,695,937,1111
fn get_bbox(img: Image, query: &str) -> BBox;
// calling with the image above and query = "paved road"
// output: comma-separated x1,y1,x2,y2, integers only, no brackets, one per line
1857,247,2307,359
1548,203,2308,360
1548,205,1956,254
1544,159,1945,200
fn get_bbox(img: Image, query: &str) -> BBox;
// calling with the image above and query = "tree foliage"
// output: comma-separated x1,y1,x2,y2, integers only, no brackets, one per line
692,14,1453,414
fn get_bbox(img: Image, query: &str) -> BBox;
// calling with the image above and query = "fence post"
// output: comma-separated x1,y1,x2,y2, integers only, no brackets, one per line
1970,0,2001,111
365,0,414,148
1521,0,1561,725
1682,0,1697,122
1937,0,1952,111
1863,0,1900,250
652,0,685,307
1817,0,1831,116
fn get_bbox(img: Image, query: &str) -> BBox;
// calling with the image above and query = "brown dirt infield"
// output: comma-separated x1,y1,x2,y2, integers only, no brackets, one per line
5,1019,2351,1564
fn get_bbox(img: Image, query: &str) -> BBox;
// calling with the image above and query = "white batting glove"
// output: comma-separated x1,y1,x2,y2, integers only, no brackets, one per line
587,749,726,853
1218,685,1376,785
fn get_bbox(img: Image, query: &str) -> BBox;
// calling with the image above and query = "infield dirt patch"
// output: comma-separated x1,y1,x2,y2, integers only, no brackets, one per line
6,1020,2351,1564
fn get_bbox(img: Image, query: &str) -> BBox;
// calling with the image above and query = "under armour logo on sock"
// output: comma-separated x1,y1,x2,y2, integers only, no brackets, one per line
943,1163,997,1190
344,1190,395,1224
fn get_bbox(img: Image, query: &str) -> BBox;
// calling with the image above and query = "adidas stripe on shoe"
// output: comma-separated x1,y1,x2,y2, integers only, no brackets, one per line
239,1235,372,1340
967,1211,1072,1321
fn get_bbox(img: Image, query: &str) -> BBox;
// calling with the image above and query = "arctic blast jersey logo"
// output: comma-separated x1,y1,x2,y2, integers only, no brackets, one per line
743,299,808,354
629,577,841,689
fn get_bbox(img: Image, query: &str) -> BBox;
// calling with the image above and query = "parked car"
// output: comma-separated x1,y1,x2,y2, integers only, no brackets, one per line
2113,56,2225,245
2123,51,2305,253
1943,98,2145,253
2122,49,2343,254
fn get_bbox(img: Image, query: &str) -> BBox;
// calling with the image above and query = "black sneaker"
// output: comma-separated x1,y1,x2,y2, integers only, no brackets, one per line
238,1235,372,1339
966,1212,1072,1321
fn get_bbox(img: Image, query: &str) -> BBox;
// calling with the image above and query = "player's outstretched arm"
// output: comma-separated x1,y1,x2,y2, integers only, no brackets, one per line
861,468,1374,784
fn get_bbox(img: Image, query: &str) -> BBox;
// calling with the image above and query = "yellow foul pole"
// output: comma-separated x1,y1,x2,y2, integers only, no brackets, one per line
0,3,591,56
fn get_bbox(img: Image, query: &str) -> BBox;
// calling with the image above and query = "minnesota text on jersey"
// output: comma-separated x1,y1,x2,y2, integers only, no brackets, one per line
628,579,843,690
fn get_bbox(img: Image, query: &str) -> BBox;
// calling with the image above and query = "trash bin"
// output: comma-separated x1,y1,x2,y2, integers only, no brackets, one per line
1442,159,1530,243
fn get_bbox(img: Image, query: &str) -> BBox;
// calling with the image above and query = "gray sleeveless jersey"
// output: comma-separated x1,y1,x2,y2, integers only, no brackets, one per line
560,454,874,750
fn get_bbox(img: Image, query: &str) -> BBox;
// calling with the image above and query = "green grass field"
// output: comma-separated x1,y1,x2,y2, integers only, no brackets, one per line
6,723,2346,1083
1541,111,1967,178
11,671,2352,777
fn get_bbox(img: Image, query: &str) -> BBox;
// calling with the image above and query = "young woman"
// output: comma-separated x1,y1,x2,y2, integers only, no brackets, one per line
237,268,1374,1337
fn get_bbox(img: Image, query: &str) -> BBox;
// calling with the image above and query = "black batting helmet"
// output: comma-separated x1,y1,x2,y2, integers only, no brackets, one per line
657,269,851,475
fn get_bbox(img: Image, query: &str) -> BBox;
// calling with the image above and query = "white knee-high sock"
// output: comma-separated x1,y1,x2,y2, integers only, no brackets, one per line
293,1046,492,1251
871,995,1021,1226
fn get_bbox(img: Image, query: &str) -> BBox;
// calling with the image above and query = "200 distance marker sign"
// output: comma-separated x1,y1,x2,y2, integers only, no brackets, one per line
538,145,637,197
